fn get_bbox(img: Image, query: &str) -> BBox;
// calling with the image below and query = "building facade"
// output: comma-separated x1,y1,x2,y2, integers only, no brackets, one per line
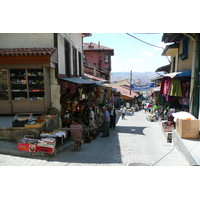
83,42,114,81
0,33,87,115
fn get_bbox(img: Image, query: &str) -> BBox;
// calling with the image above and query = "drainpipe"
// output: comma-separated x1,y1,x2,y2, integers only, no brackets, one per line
183,34,197,114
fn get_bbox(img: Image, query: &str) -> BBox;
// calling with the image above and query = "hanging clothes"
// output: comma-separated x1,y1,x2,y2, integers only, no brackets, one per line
169,79,182,97
181,81,190,98
160,77,172,97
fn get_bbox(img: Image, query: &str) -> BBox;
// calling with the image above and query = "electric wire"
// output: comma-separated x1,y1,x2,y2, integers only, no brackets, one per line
126,33,164,49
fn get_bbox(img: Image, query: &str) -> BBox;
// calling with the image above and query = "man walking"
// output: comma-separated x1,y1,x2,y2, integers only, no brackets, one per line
120,105,126,120
110,106,116,129
101,106,110,137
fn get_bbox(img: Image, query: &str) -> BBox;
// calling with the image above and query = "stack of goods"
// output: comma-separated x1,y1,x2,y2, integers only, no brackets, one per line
12,113,33,127
162,121,173,132
146,114,157,122
18,137,38,153
40,129,67,144
37,138,56,154
17,136,56,154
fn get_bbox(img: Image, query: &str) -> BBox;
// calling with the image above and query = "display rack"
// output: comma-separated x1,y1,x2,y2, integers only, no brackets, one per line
10,69,45,101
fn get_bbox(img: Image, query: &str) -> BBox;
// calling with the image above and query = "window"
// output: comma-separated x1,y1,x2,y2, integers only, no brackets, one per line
73,46,77,76
78,51,82,76
172,56,176,72
65,40,71,77
104,54,109,63
181,36,189,60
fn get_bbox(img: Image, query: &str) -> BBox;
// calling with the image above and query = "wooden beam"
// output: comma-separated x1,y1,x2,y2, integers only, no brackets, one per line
0,55,50,64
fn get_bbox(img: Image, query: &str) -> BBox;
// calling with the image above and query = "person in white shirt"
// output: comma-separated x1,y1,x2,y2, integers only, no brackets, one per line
120,105,126,120
88,107,95,127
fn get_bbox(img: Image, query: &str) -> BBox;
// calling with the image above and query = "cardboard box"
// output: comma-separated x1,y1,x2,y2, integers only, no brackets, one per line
176,118,199,139
37,138,56,148
36,146,55,154
18,143,37,153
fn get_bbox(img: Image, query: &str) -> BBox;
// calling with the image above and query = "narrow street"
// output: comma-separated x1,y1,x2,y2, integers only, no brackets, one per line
0,109,190,166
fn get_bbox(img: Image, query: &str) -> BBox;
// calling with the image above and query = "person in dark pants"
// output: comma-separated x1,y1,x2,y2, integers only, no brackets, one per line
110,106,116,129
101,106,110,137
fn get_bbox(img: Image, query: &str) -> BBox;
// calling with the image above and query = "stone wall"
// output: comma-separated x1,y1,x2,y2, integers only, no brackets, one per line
0,115,59,142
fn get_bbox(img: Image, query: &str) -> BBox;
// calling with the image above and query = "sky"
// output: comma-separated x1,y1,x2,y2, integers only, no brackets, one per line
83,33,170,73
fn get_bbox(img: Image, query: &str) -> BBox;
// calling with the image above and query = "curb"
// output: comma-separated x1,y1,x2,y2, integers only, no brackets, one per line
0,140,73,158
172,130,198,166
158,120,198,166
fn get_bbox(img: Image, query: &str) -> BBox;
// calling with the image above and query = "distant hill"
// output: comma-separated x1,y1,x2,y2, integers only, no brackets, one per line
111,71,159,83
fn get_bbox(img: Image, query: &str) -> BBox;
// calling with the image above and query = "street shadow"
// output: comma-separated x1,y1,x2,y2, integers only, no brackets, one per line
23,124,148,165
25,133,124,165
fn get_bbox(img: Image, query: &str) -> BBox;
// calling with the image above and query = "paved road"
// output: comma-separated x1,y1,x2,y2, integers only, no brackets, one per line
0,109,191,166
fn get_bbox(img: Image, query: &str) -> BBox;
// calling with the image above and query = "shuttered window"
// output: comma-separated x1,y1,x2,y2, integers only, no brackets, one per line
65,40,71,77
181,36,189,60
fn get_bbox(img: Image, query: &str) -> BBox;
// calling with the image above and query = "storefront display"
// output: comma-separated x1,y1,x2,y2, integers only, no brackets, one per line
0,68,50,114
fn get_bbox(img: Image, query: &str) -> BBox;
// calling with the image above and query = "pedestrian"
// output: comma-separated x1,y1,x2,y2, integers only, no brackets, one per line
70,118,83,148
101,106,110,137
88,107,95,127
120,105,126,120
130,106,134,115
110,106,116,129
144,104,147,113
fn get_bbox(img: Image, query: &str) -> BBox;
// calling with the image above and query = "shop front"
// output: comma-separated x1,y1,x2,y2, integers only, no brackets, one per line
0,66,51,114
157,70,191,133
0,48,57,115
59,77,106,143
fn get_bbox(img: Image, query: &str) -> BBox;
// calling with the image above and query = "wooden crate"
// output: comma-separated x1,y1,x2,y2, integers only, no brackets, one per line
25,120,45,128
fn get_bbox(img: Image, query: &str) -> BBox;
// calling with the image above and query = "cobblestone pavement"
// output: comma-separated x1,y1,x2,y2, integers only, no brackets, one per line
0,110,191,166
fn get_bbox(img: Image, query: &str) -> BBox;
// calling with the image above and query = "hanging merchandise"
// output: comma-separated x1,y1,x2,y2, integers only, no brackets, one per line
71,102,76,112
181,81,190,98
160,77,172,97
66,99,72,110
169,79,182,97
69,83,76,94
76,104,81,112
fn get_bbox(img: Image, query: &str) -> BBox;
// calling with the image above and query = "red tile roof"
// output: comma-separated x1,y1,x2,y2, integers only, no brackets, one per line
0,48,56,56
83,43,113,51
84,73,107,81
113,86,139,98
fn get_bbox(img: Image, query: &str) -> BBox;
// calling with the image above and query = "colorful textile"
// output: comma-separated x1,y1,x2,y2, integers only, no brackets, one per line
169,79,182,97
180,97,189,105
160,77,172,97
181,81,190,98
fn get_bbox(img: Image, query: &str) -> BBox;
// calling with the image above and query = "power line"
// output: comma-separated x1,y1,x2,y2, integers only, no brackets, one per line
126,33,171,64
126,33,164,49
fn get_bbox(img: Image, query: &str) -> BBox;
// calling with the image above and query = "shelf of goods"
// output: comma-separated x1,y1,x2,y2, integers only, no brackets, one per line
10,69,45,101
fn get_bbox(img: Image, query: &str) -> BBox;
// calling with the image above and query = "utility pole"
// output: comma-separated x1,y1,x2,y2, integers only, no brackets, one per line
130,70,132,95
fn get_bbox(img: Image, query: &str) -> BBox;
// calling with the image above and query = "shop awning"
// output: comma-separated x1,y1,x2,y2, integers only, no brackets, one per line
163,70,191,78
176,70,191,77
155,64,171,73
60,77,96,84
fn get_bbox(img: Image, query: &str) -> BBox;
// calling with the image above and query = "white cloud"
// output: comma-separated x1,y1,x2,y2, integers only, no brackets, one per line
140,51,154,57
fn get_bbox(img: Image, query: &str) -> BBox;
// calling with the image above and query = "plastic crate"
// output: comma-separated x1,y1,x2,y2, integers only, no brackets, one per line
12,119,28,127
14,113,33,121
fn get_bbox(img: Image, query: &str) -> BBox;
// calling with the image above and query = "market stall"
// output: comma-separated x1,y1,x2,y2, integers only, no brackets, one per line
59,77,106,143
